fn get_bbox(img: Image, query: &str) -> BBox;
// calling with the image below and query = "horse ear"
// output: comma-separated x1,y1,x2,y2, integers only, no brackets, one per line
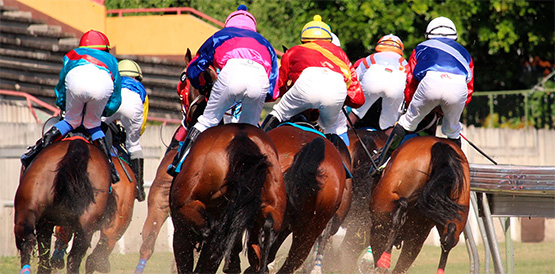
185,48,192,64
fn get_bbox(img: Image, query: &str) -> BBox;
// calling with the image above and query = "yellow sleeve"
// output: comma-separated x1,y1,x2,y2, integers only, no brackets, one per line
140,96,149,135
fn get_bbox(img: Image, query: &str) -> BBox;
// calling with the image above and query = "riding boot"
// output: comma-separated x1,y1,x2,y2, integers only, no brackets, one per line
21,126,62,168
449,137,462,147
167,127,202,177
130,158,145,201
260,114,281,132
369,123,407,176
93,137,120,184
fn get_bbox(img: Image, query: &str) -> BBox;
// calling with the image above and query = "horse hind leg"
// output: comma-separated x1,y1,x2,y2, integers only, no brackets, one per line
375,198,408,271
36,223,54,274
392,222,434,274
14,221,37,272
66,229,94,274
437,222,459,274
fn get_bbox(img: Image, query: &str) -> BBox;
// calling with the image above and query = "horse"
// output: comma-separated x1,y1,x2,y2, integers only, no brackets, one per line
370,136,470,274
263,124,348,274
135,48,217,273
45,123,137,274
170,123,286,274
14,136,116,274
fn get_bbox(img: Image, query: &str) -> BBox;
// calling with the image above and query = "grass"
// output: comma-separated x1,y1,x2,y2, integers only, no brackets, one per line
2,241,554,273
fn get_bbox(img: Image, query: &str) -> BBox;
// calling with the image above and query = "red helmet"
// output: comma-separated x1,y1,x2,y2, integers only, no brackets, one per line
79,30,110,51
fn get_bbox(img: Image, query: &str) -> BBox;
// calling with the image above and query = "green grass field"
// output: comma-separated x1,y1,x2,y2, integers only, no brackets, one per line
2,241,554,273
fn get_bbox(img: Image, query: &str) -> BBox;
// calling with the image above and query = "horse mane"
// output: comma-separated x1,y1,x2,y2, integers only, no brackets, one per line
416,142,466,226
53,139,95,216
283,137,325,213
208,129,270,262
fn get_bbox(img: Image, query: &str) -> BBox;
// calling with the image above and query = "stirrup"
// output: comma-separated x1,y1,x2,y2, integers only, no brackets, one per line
369,157,389,176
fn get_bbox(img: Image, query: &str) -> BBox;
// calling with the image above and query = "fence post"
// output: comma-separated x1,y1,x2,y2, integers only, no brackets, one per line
488,94,494,127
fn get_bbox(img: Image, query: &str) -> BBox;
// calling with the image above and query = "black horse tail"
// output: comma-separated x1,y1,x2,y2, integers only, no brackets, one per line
209,131,270,262
284,137,325,213
416,142,466,227
53,139,95,216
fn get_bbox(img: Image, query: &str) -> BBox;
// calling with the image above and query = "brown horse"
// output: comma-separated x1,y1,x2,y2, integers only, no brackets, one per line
264,124,347,274
170,123,286,274
47,125,137,274
135,48,217,273
14,137,116,274
370,136,470,274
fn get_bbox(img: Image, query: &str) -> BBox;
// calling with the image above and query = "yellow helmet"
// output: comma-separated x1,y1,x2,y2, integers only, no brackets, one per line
300,15,332,43
375,34,404,55
118,59,143,81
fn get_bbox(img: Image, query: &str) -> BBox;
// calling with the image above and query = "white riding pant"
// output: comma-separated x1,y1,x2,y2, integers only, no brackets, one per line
353,64,406,129
64,64,114,130
270,67,347,135
195,59,269,132
103,87,144,159
398,71,468,139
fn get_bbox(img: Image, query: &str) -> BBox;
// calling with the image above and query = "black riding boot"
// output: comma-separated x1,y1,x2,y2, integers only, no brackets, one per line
167,127,202,177
260,114,281,132
369,123,407,176
130,158,145,201
21,126,62,168
93,137,120,183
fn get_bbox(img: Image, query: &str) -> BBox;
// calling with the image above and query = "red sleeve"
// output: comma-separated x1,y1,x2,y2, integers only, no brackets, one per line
353,57,365,69
404,49,418,105
465,57,474,106
344,59,365,108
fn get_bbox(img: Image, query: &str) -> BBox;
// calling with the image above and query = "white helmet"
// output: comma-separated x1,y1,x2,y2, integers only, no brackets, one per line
425,16,457,40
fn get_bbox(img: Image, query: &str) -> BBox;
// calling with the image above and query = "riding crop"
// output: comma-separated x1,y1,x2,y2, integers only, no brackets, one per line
460,133,498,165
341,107,380,171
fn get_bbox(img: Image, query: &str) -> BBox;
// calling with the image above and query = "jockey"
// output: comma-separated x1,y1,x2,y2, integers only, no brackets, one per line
349,34,408,131
166,5,279,177
260,15,364,147
104,59,149,200
21,30,122,183
370,17,474,175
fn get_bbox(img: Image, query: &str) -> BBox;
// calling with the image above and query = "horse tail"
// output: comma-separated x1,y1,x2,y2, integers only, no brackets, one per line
209,131,270,262
284,137,325,213
53,139,95,215
416,142,466,226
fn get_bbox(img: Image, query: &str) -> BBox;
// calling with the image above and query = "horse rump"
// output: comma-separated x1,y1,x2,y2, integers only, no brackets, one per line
53,139,95,215
283,137,325,212
416,142,466,226
208,131,270,262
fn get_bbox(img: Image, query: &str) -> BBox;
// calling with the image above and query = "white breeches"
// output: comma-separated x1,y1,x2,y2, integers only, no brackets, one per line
64,64,114,129
270,67,347,135
195,58,269,132
398,71,468,139
103,88,144,159
353,65,406,130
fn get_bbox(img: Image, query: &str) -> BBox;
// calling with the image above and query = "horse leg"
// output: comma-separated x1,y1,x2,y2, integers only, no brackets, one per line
85,232,111,274
14,216,36,273
248,216,277,272
172,224,196,274
173,200,208,274
436,222,460,274
277,222,328,274
51,226,71,269
224,236,243,274
137,175,172,273
391,221,433,274
66,228,93,274
36,222,54,274
373,198,408,271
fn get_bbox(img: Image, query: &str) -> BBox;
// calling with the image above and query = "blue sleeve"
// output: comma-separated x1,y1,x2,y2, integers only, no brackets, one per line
187,36,217,89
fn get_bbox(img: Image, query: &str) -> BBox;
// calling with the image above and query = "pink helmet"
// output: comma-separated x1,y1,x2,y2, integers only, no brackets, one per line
224,5,257,32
